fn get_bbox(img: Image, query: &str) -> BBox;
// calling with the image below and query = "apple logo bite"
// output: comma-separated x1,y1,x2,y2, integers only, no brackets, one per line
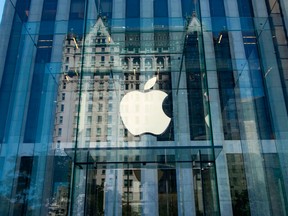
120,77,171,136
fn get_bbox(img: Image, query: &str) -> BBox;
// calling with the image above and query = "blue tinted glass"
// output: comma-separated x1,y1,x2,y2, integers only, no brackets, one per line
24,0,57,142
41,0,58,21
154,0,168,17
126,0,140,28
0,18,22,141
209,0,226,35
0,0,31,142
99,0,113,19
154,0,168,26
126,0,140,18
15,0,31,22
181,0,194,17
68,0,85,34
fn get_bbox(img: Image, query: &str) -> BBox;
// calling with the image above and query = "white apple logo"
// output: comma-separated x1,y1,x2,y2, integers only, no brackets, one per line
120,77,171,136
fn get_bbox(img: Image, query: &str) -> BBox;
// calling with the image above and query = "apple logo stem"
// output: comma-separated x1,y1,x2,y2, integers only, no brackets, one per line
120,77,171,136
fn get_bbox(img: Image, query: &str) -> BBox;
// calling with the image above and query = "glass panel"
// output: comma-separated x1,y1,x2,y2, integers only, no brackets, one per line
2,0,288,215
227,154,250,215
76,155,218,216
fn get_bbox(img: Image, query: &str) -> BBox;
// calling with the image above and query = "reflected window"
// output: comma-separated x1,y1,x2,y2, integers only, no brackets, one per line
59,116,63,124
98,104,103,112
124,180,133,187
123,192,133,200
108,115,112,123
107,128,111,136
99,83,104,89
99,92,103,100
89,93,93,101
97,116,102,123
86,128,91,137
87,116,92,124
108,104,112,112
97,128,101,136
124,170,133,175
58,128,62,136
88,104,93,112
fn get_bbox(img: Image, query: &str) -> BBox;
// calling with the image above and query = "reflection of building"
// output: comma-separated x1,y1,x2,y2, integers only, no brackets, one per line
53,17,172,147
53,17,120,147
1,0,288,216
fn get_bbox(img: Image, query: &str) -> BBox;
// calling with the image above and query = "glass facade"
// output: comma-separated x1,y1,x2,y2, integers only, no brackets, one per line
0,0,288,215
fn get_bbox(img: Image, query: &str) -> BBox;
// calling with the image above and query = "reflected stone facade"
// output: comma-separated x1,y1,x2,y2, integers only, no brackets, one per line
54,17,172,148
